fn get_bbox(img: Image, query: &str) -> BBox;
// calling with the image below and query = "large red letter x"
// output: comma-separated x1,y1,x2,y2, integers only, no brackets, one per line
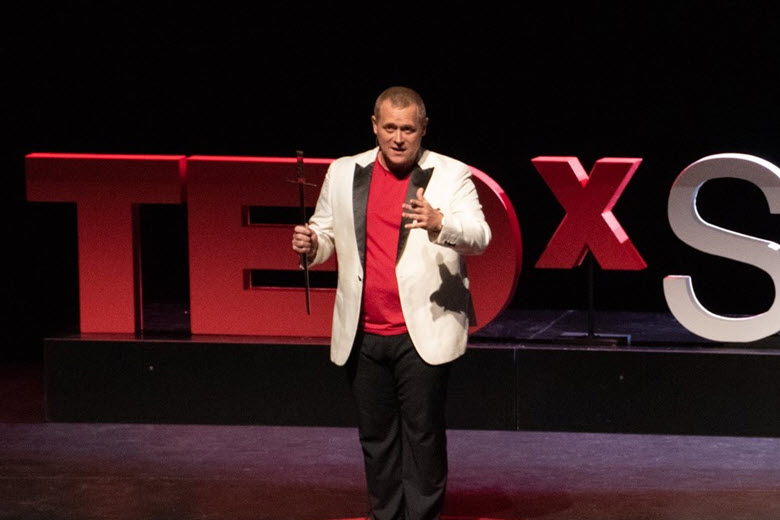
533,156,646,270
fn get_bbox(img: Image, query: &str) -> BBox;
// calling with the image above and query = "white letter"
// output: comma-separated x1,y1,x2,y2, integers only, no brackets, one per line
664,153,780,342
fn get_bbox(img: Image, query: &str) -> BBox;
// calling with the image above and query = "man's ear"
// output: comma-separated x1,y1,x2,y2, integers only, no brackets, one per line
422,117,429,136
371,115,378,135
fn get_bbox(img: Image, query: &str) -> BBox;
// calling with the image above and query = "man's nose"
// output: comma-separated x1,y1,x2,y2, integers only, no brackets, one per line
393,129,404,142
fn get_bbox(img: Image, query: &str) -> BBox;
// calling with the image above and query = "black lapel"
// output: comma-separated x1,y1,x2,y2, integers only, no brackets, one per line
352,161,373,271
396,163,434,263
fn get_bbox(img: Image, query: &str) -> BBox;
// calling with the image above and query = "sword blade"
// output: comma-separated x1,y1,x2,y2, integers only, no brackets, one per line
296,150,311,315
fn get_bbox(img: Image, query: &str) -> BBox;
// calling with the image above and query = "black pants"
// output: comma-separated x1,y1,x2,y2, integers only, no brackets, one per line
346,331,451,520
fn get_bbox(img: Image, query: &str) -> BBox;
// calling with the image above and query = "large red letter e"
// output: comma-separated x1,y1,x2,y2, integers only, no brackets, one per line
186,156,336,336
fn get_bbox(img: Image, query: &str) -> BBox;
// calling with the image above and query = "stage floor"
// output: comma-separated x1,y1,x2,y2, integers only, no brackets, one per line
140,304,780,348
1,420,779,520
470,307,780,347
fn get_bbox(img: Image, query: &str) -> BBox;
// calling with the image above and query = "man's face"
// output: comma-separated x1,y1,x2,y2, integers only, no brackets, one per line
372,100,427,174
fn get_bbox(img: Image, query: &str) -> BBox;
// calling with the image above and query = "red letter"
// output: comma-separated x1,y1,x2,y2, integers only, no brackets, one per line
468,166,523,332
532,156,646,270
186,156,336,336
25,153,185,332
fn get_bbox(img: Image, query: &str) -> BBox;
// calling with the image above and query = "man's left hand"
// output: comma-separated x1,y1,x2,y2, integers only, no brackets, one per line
402,187,443,231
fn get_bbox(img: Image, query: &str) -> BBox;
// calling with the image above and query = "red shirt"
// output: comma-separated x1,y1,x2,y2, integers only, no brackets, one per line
360,159,410,335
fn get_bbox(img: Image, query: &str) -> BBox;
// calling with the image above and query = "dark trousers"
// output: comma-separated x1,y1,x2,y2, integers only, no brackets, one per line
346,331,451,520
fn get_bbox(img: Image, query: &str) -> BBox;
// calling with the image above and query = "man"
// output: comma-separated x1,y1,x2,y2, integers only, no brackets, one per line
291,86,491,520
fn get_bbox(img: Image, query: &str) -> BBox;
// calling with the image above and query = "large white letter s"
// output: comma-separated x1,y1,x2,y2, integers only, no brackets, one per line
664,153,780,342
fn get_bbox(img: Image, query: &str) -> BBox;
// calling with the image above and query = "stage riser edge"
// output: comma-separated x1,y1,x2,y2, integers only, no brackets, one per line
43,338,780,437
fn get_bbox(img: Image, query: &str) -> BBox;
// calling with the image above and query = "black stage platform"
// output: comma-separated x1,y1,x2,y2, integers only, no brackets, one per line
4,308,780,519
40,307,780,437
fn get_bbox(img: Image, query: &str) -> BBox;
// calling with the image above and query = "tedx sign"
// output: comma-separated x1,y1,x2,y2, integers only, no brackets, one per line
25,152,780,343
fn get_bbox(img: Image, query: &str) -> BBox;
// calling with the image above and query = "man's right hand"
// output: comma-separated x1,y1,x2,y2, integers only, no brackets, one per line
292,224,318,259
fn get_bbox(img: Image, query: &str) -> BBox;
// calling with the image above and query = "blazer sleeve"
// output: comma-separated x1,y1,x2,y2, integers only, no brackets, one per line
431,164,492,255
306,164,336,266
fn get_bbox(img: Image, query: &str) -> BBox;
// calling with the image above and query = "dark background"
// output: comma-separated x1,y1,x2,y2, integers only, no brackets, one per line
5,4,780,360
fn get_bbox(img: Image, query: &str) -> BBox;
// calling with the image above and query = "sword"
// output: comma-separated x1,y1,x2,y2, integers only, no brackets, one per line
288,150,316,314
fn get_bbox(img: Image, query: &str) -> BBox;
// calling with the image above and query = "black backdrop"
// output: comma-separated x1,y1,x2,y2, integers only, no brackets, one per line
5,4,780,359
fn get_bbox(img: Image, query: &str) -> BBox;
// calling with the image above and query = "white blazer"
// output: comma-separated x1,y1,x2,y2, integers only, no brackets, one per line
308,148,492,366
